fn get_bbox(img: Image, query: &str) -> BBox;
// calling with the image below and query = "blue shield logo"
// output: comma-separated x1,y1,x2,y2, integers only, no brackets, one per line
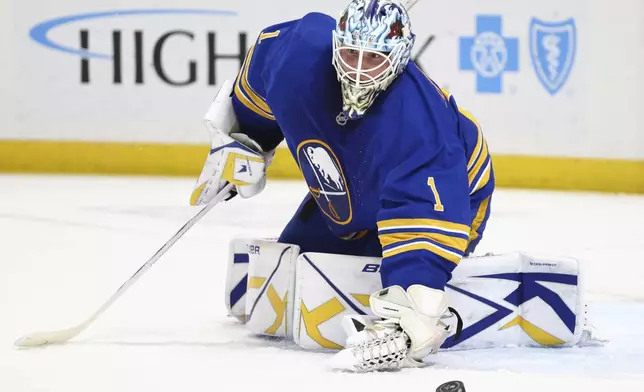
530,18,577,95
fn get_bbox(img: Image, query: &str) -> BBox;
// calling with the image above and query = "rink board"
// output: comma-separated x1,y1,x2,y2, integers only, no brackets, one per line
2,0,644,193
0,141,642,194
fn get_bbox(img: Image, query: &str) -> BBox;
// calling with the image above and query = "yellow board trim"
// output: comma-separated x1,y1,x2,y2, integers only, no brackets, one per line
1,141,643,194
499,316,566,346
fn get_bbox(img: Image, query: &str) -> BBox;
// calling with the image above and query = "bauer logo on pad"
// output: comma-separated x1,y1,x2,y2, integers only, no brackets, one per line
296,139,352,225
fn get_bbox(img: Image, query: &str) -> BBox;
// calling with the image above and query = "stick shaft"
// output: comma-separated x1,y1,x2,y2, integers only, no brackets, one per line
403,0,421,10
44,184,233,343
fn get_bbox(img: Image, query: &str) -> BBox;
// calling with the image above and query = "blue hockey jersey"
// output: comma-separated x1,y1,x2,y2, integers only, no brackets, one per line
230,12,494,290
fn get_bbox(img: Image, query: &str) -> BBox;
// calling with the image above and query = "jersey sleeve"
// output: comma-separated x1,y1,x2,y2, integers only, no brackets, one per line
231,25,288,152
376,141,472,291
444,90,493,197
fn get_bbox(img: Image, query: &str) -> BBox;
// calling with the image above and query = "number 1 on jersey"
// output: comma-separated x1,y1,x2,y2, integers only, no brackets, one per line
427,177,444,212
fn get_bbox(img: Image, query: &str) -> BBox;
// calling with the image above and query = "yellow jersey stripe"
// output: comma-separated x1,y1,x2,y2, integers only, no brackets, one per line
469,196,491,243
380,232,468,253
461,109,483,171
233,80,274,120
378,218,470,236
240,45,273,115
383,240,462,264
468,140,489,186
472,159,492,194
258,30,280,43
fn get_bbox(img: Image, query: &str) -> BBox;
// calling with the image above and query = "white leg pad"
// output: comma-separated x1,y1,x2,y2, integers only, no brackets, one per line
290,251,587,350
243,240,300,338
225,238,254,323
224,240,588,350
444,252,587,349
293,253,383,350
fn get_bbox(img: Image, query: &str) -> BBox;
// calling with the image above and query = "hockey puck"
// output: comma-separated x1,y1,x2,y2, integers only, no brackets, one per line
436,380,465,392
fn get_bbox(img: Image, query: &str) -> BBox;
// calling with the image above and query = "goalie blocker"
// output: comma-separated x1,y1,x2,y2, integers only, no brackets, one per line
225,239,589,351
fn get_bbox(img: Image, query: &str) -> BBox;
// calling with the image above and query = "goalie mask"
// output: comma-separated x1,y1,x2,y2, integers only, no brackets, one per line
332,0,415,121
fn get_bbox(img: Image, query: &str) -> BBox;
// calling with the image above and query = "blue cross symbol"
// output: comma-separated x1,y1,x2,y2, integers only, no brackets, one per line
460,15,519,93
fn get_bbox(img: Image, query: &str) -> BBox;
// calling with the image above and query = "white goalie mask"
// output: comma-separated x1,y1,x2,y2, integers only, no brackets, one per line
332,0,415,121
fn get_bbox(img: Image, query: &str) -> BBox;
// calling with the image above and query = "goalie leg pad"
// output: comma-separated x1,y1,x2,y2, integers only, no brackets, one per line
225,238,254,322
291,251,587,350
243,240,300,338
225,239,588,350
293,252,383,350
443,252,587,349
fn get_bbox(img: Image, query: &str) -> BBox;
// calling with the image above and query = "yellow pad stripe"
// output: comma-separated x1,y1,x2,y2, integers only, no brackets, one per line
248,276,266,289
350,294,371,307
264,285,287,335
299,299,345,349
500,316,566,346
378,218,470,236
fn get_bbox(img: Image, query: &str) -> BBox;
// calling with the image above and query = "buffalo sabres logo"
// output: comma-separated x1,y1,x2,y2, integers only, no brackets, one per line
297,140,352,225
530,18,577,95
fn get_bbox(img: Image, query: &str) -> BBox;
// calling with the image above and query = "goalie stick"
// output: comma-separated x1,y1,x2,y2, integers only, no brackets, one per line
14,183,234,348
402,0,421,10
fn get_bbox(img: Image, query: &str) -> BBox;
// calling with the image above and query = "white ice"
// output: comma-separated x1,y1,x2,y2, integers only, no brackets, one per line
1,175,643,391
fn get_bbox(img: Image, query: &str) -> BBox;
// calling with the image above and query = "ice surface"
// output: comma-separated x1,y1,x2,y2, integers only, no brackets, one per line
1,175,643,391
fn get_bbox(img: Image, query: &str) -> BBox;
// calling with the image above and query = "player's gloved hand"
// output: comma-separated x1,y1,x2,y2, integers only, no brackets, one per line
330,285,462,372
190,80,275,206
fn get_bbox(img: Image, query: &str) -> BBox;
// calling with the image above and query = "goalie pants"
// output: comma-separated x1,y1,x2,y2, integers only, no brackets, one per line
278,191,492,259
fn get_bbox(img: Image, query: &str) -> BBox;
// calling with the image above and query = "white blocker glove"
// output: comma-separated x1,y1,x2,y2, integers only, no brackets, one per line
190,80,275,206
330,285,462,372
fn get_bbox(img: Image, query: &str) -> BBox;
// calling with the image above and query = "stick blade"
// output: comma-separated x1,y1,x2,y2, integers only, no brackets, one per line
14,327,81,348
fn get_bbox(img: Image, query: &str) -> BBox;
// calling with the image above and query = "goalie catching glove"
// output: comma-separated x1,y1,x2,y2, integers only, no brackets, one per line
191,80,275,206
330,285,462,372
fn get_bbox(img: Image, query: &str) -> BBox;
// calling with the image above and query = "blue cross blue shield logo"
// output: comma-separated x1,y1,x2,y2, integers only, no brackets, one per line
460,15,519,93
530,18,577,95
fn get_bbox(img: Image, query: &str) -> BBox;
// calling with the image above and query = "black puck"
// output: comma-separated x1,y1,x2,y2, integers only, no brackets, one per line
436,380,466,392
